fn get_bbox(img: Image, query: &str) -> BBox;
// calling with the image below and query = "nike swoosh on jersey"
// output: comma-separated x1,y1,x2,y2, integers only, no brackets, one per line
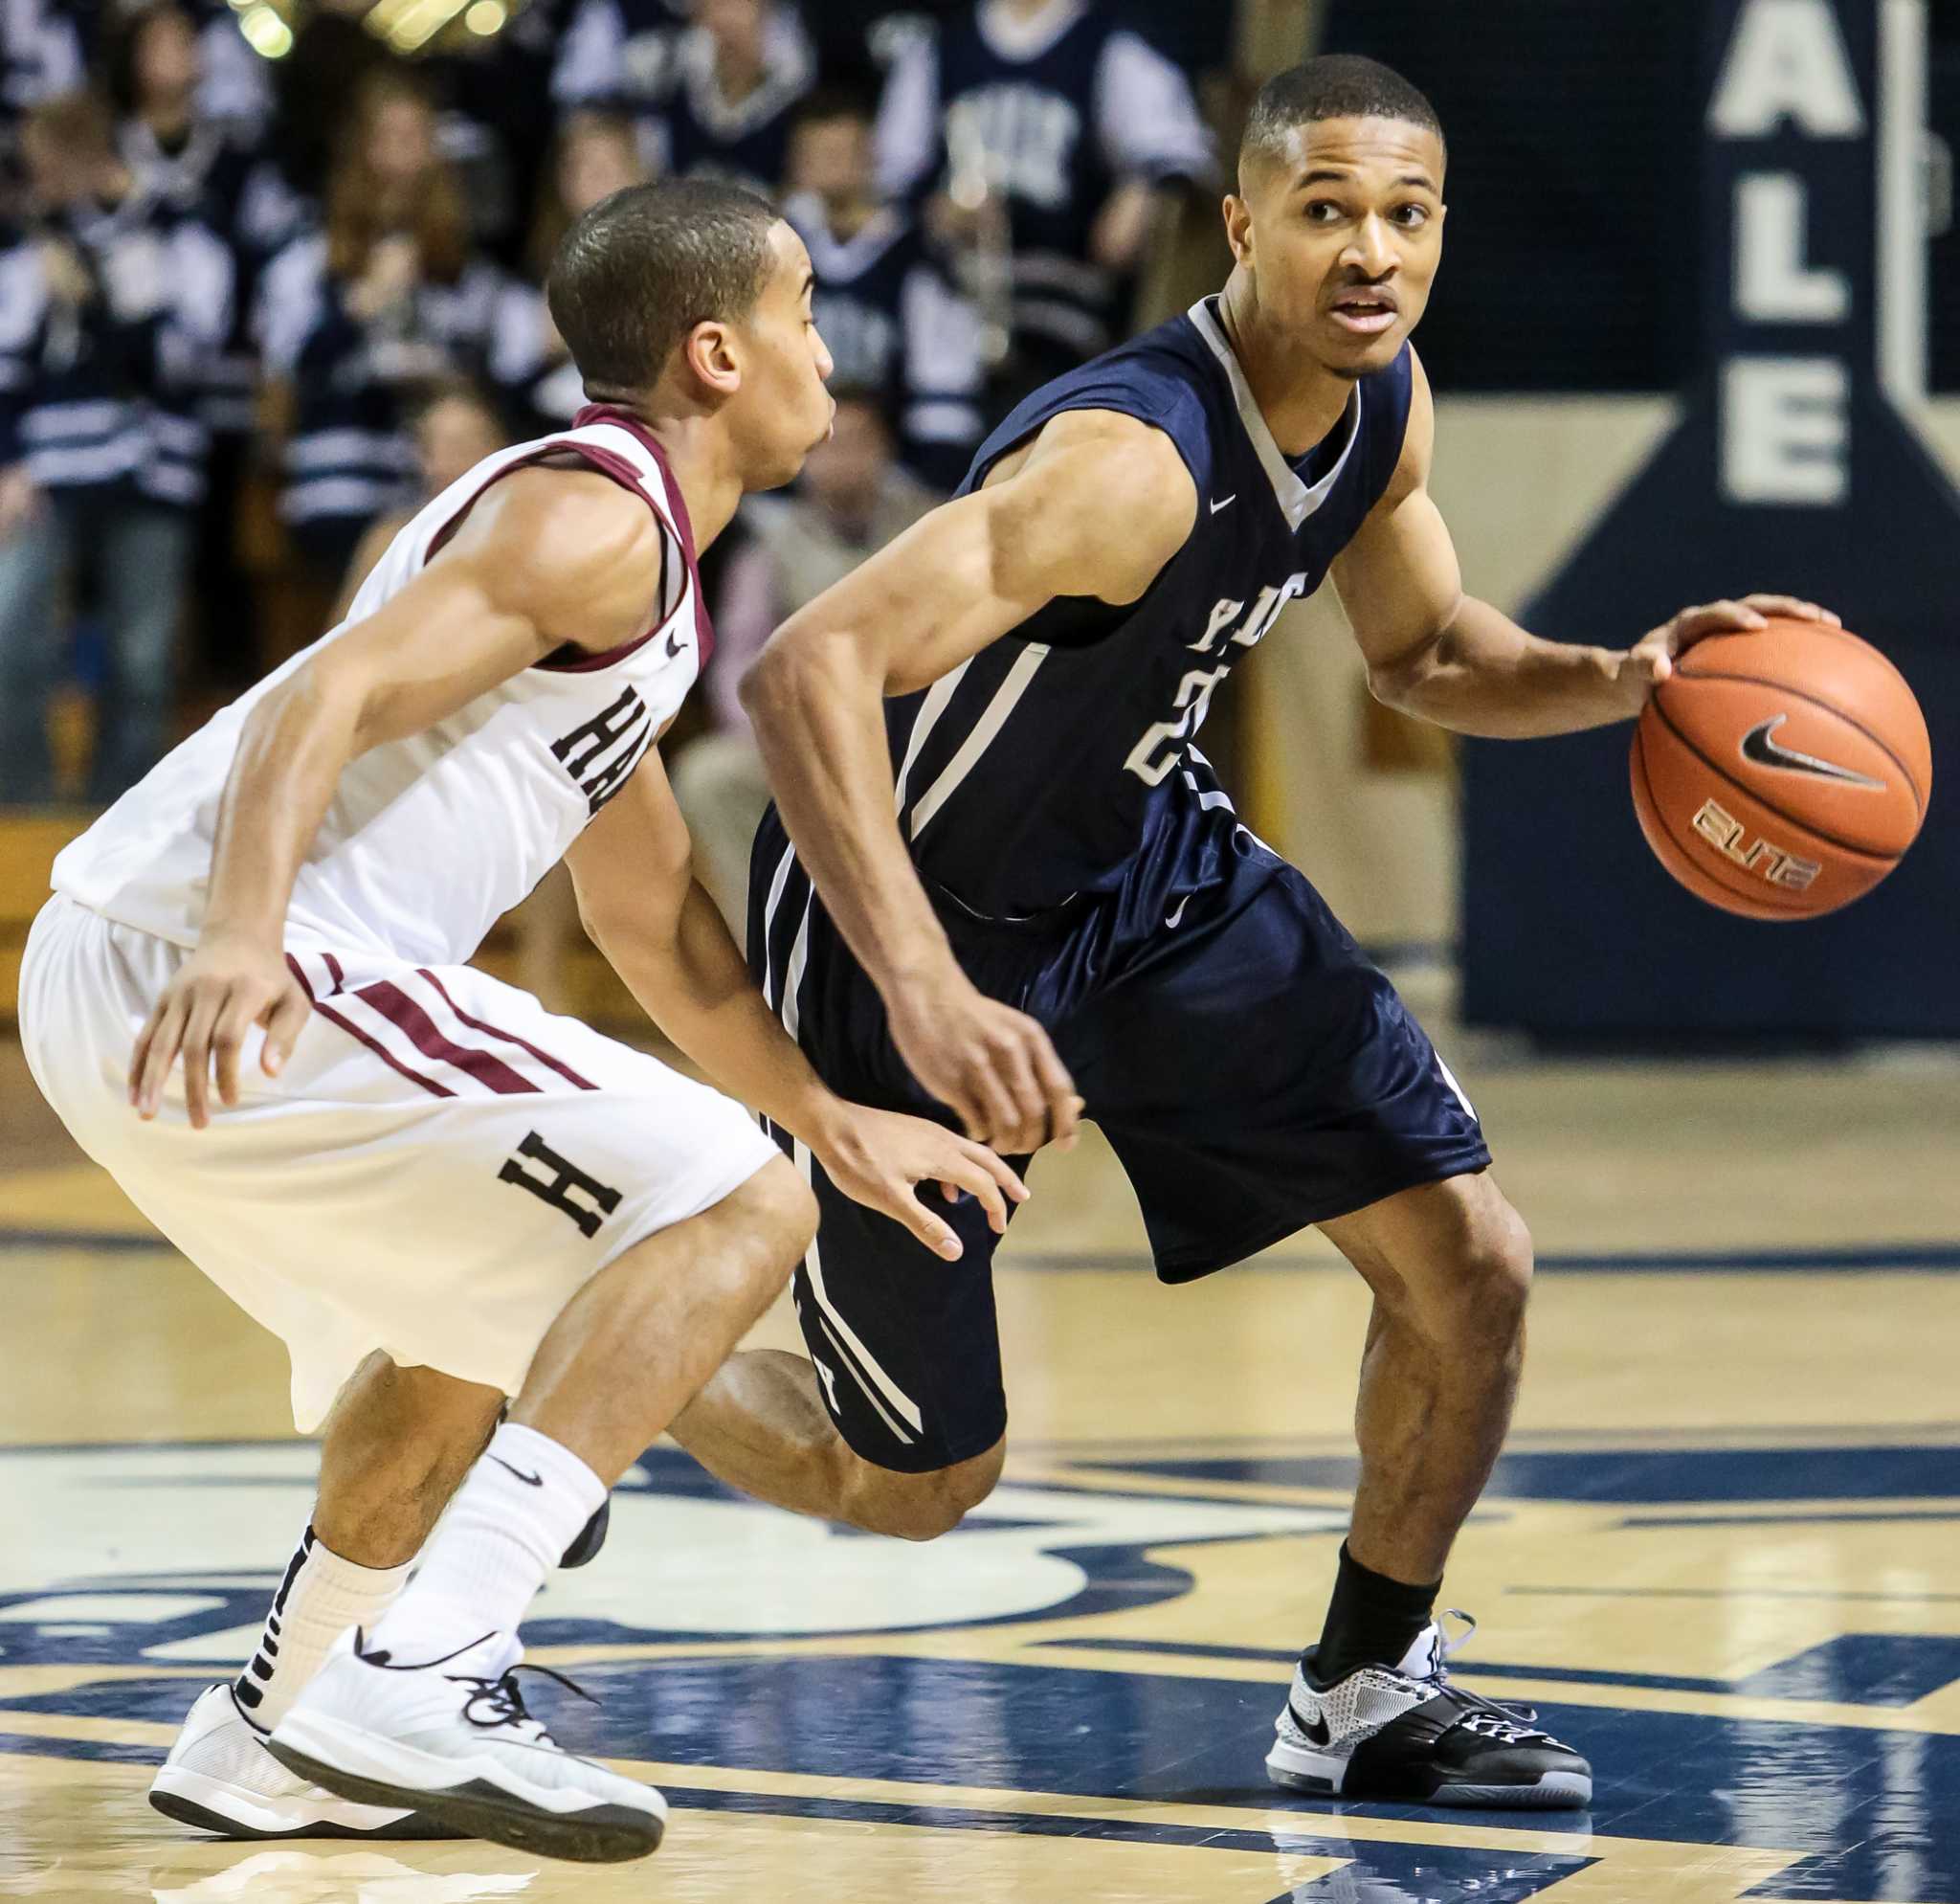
1209,494,1236,514
664,629,687,659
1740,715,1884,789
1165,895,1191,930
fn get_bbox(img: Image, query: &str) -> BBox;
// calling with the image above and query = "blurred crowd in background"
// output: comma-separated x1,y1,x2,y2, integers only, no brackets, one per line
0,0,1225,861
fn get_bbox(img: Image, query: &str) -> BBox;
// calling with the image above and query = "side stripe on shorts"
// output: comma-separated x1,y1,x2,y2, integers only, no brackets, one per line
287,955,595,1101
759,857,926,1445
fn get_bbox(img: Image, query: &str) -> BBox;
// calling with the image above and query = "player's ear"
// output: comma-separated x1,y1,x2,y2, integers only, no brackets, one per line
1222,192,1254,269
680,319,743,400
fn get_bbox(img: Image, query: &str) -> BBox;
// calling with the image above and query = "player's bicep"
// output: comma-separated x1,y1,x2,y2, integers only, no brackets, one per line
315,471,658,751
311,563,554,752
562,742,695,951
754,417,1195,700
1330,483,1466,680
1331,346,1465,680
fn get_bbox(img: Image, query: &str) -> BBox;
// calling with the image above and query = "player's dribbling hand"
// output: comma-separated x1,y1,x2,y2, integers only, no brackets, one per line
813,1105,1030,1262
129,932,312,1130
1622,594,1841,706
885,975,1083,1159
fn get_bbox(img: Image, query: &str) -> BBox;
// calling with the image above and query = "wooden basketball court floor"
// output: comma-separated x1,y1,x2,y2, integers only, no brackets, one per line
4,1022,1960,1904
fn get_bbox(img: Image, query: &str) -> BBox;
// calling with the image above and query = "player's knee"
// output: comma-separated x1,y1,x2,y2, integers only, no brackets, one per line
1449,1199,1534,1343
852,1441,1005,1542
723,1156,818,1280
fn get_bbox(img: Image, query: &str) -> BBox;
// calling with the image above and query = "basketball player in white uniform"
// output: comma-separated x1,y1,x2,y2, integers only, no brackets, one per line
17,180,1024,1865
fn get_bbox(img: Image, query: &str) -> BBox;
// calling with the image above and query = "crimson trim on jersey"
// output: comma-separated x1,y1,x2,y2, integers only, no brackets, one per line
573,403,717,668
573,405,701,566
417,416,709,674
285,955,457,1100
356,979,541,1095
416,968,598,1092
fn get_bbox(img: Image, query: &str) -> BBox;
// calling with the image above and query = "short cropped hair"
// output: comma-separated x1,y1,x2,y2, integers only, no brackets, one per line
1240,55,1444,175
547,179,780,397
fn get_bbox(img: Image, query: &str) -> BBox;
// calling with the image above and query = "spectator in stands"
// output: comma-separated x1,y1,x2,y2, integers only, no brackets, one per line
658,0,813,192
785,88,984,491
415,0,568,270
550,0,686,131
269,0,393,205
0,92,231,803
257,73,504,607
110,1,303,434
876,0,1214,393
329,378,507,623
2,0,82,135
672,386,937,925
179,0,275,144
490,108,645,436
559,0,812,193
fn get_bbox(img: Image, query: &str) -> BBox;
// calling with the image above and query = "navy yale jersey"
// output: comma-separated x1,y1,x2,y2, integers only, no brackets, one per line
752,297,1482,1475
886,296,1414,920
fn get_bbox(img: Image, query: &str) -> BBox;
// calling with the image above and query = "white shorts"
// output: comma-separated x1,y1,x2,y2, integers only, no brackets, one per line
18,896,780,1431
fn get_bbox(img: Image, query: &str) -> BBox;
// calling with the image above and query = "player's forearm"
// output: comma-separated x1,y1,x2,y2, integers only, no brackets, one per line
593,879,844,1151
1376,595,1643,739
741,633,962,1001
201,670,361,948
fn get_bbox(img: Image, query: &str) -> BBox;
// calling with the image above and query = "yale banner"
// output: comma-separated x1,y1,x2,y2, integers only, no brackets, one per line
1461,0,1960,1039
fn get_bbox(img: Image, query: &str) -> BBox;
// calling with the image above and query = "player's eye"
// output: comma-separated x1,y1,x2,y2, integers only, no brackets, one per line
1392,204,1431,228
1303,199,1345,224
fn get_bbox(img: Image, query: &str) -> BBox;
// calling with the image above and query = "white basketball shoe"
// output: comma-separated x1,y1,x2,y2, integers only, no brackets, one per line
1266,1613,1592,1809
149,1685,450,1840
267,1627,667,1864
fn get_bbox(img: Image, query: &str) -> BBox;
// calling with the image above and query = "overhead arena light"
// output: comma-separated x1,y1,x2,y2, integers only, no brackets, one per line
237,3,293,56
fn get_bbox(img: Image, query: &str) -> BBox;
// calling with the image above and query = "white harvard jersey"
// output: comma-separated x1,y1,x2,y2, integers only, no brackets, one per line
53,407,708,966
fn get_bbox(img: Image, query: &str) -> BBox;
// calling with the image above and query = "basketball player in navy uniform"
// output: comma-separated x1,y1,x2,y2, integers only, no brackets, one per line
670,57,1841,1809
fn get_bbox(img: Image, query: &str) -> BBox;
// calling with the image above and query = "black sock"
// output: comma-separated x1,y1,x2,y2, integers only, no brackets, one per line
1307,1542,1440,1684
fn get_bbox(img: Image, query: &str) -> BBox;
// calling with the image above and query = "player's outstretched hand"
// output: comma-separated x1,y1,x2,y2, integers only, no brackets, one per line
1623,594,1841,704
813,1105,1030,1262
885,974,1082,1158
129,932,311,1130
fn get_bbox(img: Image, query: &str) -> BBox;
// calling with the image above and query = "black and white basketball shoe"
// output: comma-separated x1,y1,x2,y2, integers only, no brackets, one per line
1267,1613,1592,1809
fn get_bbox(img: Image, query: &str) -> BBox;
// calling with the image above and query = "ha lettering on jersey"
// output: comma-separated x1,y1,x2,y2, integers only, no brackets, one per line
551,683,657,817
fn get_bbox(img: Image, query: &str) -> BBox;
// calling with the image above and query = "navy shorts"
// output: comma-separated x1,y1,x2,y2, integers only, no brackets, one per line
749,809,1490,1474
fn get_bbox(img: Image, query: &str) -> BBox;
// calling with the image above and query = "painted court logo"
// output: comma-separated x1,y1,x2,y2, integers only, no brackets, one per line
0,1443,1348,1669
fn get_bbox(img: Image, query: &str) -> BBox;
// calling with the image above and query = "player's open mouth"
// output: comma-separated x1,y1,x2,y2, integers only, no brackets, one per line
1327,299,1397,335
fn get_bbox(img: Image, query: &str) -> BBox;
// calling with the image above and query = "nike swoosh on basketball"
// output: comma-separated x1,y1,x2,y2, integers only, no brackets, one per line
1209,494,1236,515
489,1455,543,1487
1740,715,1884,789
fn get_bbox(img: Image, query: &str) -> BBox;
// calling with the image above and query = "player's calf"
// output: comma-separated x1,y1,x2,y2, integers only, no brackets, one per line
268,1160,814,1863
842,1438,1005,1541
673,1349,1005,1539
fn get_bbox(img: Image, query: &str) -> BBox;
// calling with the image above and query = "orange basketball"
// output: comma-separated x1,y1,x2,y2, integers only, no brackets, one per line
1630,618,1931,920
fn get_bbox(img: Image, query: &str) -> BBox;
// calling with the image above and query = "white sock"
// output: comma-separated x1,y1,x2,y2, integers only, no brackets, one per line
368,1423,607,1660
233,1525,412,1734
